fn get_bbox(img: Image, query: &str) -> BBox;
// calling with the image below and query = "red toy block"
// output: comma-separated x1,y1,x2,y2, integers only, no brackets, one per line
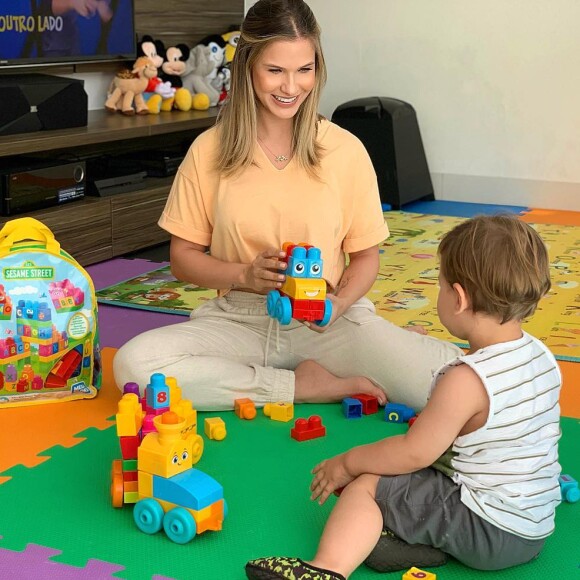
120,435,140,459
44,373,66,389
408,415,418,427
352,393,379,415
52,349,82,380
291,415,326,442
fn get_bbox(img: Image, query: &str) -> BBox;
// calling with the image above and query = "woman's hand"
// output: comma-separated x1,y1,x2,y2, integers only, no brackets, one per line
303,294,348,333
310,453,355,505
241,248,287,293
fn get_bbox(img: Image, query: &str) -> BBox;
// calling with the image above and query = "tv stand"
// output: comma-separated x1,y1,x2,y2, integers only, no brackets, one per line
0,108,218,265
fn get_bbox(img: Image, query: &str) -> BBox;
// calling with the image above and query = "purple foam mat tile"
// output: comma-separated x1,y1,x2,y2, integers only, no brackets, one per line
97,304,183,349
87,258,169,291
0,543,125,579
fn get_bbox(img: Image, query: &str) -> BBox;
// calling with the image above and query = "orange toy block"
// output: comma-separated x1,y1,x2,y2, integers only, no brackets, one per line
263,402,294,422
402,567,437,579
234,397,257,420
204,417,227,440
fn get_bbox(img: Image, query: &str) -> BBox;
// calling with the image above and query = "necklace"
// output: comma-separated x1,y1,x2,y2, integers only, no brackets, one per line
257,136,290,163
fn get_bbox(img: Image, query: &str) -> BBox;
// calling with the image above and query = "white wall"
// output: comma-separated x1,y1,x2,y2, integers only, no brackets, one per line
246,0,580,210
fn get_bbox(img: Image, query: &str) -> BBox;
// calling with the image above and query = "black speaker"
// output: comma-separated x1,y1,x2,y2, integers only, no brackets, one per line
332,96,434,209
0,74,88,136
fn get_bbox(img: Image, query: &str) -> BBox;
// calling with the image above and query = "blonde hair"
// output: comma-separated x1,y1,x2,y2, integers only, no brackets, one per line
438,215,551,323
215,0,327,178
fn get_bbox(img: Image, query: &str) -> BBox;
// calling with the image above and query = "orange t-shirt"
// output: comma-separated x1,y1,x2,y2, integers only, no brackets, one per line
158,119,389,292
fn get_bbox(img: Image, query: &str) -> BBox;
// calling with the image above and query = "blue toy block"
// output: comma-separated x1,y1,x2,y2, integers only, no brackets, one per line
146,372,170,410
342,397,362,419
153,469,224,511
559,474,580,503
384,403,415,423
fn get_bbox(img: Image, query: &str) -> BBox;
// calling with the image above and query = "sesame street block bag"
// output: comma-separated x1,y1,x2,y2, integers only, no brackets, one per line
0,217,101,407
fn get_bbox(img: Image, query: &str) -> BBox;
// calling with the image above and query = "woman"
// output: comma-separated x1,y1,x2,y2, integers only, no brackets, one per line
113,0,461,410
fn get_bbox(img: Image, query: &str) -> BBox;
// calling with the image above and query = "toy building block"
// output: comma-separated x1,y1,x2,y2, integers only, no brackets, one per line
408,415,419,428
291,415,326,442
263,401,294,422
342,397,362,419
352,393,379,415
116,393,144,437
235,397,257,420
384,402,415,423
205,417,227,441
402,567,437,579
559,474,580,503
146,373,170,411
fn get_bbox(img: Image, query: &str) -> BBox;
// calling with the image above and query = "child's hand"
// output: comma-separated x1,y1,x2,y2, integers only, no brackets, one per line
310,453,354,505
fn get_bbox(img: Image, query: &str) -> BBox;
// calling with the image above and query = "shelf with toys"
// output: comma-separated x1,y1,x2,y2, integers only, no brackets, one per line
0,108,219,266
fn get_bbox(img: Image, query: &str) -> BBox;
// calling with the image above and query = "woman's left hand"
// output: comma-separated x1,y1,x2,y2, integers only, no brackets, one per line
310,453,355,505
303,294,348,333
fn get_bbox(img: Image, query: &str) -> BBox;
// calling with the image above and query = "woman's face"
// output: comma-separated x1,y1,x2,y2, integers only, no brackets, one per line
252,38,316,122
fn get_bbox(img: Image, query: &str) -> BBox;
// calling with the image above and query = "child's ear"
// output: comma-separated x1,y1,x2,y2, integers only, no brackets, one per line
452,282,470,313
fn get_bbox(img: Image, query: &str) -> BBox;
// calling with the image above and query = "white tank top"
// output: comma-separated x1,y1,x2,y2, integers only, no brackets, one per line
431,332,562,539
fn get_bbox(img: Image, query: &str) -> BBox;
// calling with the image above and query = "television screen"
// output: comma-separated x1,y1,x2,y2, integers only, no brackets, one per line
0,0,136,68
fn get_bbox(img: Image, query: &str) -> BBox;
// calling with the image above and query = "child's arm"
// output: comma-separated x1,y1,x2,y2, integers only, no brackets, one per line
311,363,489,504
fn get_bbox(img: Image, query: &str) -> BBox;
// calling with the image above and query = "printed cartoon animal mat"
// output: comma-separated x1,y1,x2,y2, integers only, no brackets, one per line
96,212,580,362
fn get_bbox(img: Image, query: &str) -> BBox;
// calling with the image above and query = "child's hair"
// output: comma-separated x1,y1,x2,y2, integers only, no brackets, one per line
438,214,551,323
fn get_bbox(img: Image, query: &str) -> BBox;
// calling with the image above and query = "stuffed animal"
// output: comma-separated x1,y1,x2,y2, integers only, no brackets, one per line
137,35,175,114
105,56,157,115
181,44,221,107
185,34,227,107
222,27,240,65
161,44,209,111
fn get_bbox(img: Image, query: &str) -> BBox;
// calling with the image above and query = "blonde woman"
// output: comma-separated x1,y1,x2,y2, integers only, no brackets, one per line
113,0,461,410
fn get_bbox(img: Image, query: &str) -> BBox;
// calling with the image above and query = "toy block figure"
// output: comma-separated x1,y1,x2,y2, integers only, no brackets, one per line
559,474,580,503
263,401,294,422
352,393,379,415
291,415,326,442
384,402,415,423
205,417,227,441
342,397,362,419
402,567,437,579
235,397,257,420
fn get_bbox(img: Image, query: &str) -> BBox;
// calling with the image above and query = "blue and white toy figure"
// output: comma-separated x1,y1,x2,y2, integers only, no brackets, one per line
267,243,332,326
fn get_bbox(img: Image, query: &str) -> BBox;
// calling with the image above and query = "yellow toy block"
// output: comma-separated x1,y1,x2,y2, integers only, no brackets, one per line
124,491,139,504
166,376,182,405
263,402,294,422
204,417,227,441
234,397,257,420
402,567,437,580
115,393,144,437
171,398,198,438
138,471,154,499
138,412,204,478
281,275,326,301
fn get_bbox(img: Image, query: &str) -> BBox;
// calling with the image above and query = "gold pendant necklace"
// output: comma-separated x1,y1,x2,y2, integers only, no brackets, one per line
258,137,290,163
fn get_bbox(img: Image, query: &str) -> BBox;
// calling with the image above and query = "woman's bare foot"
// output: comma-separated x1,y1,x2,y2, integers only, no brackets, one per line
294,360,387,405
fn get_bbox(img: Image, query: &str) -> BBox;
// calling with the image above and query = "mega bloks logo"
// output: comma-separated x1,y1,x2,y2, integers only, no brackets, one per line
71,382,91,394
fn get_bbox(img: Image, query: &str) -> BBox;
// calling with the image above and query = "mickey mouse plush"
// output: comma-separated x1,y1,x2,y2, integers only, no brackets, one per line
137,35,176,113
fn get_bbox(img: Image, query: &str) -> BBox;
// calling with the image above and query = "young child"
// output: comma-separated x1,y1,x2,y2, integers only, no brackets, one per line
246,215,562,580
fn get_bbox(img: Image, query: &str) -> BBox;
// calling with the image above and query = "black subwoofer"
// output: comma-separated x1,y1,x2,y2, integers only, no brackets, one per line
332,96,434,209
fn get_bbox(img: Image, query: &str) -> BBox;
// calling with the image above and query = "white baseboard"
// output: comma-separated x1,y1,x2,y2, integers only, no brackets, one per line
431,173,580,212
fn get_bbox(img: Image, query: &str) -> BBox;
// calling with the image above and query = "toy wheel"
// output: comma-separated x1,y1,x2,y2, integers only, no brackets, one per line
316,298,333,327
275,295,292,325
191,434,204,465
111,460,124,508
267,290,280,317
134,498,164,535
163,507,196,544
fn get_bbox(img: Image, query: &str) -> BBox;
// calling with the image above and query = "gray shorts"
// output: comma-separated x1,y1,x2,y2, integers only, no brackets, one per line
375,468,545,571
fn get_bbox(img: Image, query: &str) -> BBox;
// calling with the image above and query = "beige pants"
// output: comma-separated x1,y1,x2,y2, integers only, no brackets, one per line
113,291,462,411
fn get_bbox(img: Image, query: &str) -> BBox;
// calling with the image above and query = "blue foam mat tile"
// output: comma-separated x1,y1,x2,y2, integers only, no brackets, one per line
401,200,530,218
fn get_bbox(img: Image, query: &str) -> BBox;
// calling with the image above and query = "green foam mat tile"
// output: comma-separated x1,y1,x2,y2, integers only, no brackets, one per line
0,411,577,579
